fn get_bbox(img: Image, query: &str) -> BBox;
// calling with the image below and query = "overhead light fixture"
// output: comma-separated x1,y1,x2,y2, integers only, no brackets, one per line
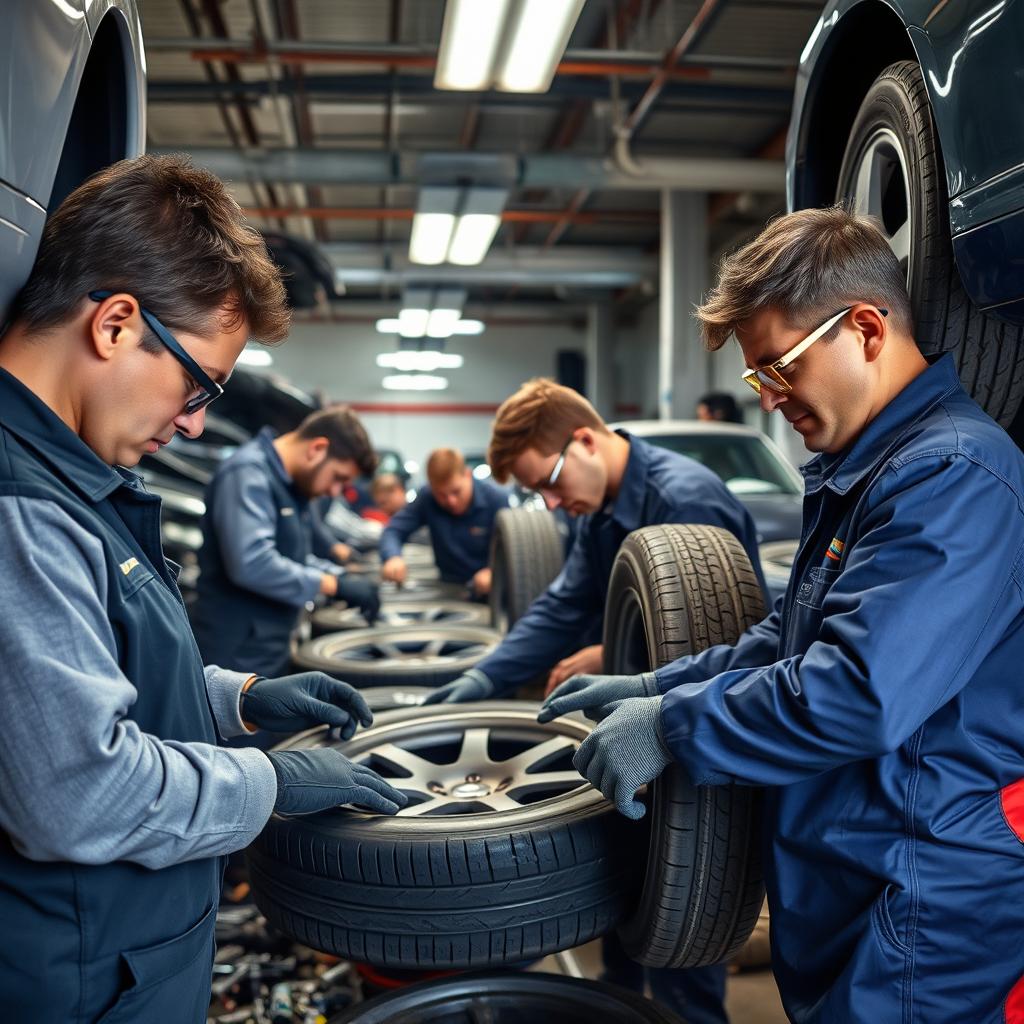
376,351,464,372
452,319,486,335
426,308,462,338
409,187,459,265
382,374,450,391
397,308,430,338
409,187,508,267
448,215,501,266
376,318,402,334
237,348,273,367
435,0,585,94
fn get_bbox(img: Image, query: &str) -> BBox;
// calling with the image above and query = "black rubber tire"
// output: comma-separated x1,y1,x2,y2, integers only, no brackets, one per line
327,971,685,1023
310,600,491,637
247,703,643,969
604,523,767,968
358,685,433,712
489,509,565,633
837,60,1024,428
293,626,502,687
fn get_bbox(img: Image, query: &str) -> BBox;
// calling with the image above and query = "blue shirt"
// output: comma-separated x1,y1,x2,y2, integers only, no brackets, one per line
655,356,1024,1022
379,477,510,583
478,433,766,691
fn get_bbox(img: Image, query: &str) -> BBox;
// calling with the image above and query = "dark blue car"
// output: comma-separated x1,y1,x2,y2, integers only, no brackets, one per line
787,0,1024,442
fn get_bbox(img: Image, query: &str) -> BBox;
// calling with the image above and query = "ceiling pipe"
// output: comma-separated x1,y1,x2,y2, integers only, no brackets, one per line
240,205,658,224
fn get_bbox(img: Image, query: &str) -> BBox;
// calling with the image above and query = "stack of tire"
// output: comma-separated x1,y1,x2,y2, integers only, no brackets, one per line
251,513,768,987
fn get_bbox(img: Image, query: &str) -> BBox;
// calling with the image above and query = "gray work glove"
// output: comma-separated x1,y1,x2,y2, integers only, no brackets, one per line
334,573,381,625
421,668,495,705
242,672,373,738
572,695,672,820
538,671,659,723
266,748,408,816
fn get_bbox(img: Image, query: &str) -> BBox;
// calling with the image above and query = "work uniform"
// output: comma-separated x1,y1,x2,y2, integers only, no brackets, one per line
192,428,341,677
477,431,766,693
655,356,1024,1023
0,369,275,1023
379,476,509,584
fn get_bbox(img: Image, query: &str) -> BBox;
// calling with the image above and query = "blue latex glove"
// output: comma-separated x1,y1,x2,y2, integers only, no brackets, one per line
538,671,659,723
421,668,495,705
335,573,381,625
242,672,373,738
572,695,673,819
267,749,408,816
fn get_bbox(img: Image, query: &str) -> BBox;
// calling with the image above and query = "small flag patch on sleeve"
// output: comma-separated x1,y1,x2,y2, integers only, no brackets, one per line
825,538,845,562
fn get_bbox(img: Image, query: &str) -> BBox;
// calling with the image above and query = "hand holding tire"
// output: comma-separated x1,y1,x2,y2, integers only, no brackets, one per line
538,671,658,723
381,556,407,585
267,748,408,816
242,672,373,737
421,667,495,704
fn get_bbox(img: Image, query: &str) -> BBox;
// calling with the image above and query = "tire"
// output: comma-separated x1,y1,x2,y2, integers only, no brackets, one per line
327,971,685,1023
293,626,502,687
489,509,565,633
836,60,1024,427
247,702,643,969
358,685,434,712
604,524,767,968
311,600,491,637
380,580,468,604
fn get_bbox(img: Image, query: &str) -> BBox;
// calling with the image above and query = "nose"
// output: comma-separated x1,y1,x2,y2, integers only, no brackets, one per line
173,406,206,439
328,481,343,499
542,491,561,511
760,387,787,414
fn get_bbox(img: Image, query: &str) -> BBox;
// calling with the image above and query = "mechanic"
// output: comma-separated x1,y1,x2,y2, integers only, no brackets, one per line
192,405,382,680
696,391,744,424
541,207,1024,1023
364,471,408,523
0,156,405,1024
380,447,508,597
424,379,766,1024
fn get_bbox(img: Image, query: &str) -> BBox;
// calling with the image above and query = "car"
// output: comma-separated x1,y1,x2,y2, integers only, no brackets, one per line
0,0,145,325
787,0,1024,441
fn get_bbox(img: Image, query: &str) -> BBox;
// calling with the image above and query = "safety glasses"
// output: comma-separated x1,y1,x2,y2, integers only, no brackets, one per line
89,290,224,414
539,436,574,491
741,306,887,394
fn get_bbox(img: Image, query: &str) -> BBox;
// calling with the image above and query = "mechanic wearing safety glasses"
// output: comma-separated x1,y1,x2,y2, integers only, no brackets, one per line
542,207,1024,1023
0,156,405,1023
424,377,767,1024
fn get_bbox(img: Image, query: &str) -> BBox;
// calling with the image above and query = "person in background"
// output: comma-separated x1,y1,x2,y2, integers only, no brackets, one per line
380,447,509,598
363,472,408,524
696,391,744,424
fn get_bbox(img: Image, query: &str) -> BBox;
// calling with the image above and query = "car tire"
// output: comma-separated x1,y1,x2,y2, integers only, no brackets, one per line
604,524,767,968
247,703,643,969
379,580,468,604
292,626,502,687
489,509,565,633
310,600,492,637
837,60,1024,427
326,971,685,1023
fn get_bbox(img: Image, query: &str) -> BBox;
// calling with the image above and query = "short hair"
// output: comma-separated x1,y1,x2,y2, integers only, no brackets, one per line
13,154,290,348
296,406,377,477
426,448,466,487
371,473,403,500
698,392,743,424
488,378,606,484
695,206,913,350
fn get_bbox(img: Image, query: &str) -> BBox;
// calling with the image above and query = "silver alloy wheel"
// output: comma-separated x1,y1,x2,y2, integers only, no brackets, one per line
849,126,913,279
311,627,499,669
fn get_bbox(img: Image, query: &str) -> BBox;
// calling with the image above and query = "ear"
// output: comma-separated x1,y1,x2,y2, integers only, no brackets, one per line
89,293,145,362
851,304,888,364
575,427,597,452
306,436,330,463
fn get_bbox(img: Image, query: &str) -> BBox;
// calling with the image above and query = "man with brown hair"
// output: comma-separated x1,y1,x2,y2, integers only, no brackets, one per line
541,207,1024,1023
380,447,509,596
192,405,383,679
0,156,404,1023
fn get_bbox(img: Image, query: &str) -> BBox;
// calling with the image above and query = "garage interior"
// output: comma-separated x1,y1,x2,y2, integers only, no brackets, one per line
4,0,1024,1022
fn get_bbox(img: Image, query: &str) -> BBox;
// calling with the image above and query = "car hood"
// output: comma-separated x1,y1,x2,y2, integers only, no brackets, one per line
736,493,803,544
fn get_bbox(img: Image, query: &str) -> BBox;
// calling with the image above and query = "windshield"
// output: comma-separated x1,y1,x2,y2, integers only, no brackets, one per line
642,433,801,495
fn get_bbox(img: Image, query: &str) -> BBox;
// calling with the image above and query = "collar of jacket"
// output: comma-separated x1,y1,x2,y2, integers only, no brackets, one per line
608,430,650,533
800,353,961,496
0,367,130,504
256,426,293,487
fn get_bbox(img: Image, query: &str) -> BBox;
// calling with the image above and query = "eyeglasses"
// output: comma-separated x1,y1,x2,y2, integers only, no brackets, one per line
539,436,574,491
740,306,888,394
89,291,224,414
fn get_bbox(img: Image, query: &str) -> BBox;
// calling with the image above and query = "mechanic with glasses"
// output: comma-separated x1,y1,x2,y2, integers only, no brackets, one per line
541,207,1024,1023
423,377,766,1024
0,157,405,1024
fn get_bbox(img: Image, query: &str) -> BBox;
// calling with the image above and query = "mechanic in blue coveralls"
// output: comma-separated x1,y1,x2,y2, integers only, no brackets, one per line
424,378,767,1024
380,447,509,597
0,155,406,1024
541,207,1024,1024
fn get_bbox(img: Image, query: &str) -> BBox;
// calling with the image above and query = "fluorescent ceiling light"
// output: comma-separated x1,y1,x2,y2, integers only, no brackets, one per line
397,307,430,337
409,213,456,265
426,308,462,338
382,374,449,391
435,0,512,91
496,0,585,92
376,318,402,334
237,348,273,367
452,319,486,335
376,351,464,371
447,214,502,266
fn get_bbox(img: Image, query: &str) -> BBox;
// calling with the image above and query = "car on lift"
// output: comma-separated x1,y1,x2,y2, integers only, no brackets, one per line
787,0,1024,441
0,1,145,325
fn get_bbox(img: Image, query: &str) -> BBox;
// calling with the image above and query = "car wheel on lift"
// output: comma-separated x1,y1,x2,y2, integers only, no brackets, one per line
489,509,565,633
604,523,767,968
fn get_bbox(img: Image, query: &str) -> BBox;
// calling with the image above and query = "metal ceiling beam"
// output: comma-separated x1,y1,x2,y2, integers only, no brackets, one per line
240,205,658,224
158,147,785,193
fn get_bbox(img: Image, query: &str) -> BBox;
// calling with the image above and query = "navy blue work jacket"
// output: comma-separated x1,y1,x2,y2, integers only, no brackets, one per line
656,356,1024,1023
379,477,509,583
479,433,766,691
